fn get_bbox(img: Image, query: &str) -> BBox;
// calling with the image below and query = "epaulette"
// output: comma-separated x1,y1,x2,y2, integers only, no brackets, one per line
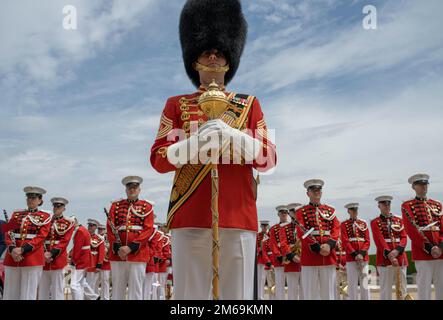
280,222,290,227
64,216,76,223
141,199,155,206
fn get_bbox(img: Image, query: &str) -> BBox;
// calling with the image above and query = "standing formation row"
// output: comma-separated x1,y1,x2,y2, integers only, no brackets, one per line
0,176,172,300
257,173,443,300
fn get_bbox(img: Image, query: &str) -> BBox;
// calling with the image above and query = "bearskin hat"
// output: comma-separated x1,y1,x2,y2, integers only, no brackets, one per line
179,0,248,87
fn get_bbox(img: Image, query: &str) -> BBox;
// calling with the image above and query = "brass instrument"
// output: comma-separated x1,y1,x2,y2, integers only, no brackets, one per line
283,238,302,264
338,268,349,298
388,219,414,300
265,268,276,297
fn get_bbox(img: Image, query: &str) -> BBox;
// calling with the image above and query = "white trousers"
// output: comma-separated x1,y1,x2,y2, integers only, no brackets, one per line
110,261,146,300
347,262,370,300
415,260,443,300
70,269,98,300
152,273,159,300
286,272,302,300
301,265,336,300
99,270,111,300
257,264,266,300
157,272,168,300
38,269,64,300
4,266,42,300
377,266,407,300
85,272,100,299
274,267,286,300
171,228,256,300
143,273,156,300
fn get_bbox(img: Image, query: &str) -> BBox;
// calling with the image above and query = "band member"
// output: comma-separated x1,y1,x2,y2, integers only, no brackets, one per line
294,179,340,300
3,186,51,300
156,224,172,300
98,224,111,300
69,217,97,300
107,176,155,300
335,238,347,300
85,219,105,300
340,203,371,300
150,0,276,300
402,174,443,300
371,195,408,300
144,224,163,300
38,197,75,300
262,235,275,300
282,203,303,300
269,206,289,300
256,220,270,300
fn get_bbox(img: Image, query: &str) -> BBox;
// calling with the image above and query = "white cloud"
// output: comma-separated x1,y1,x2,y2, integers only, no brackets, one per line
239,0,443,92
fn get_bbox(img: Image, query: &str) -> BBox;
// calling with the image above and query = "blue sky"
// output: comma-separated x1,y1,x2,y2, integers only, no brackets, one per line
1,0,442,253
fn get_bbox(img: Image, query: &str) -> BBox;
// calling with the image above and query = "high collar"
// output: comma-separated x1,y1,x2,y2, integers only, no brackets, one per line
27,208,38,213
54,214,64,220
415,196,427,201
380,213,392,219
350,217,357,222
309,202,320,207
127,198,138,204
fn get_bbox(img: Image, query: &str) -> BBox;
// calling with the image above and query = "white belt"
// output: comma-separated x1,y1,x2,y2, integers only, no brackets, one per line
384,238,400,243
267,251,272,255
349,237,365,242
117,225,143,231
91,251,98,255
81,245,90,250
311,230,330,236
45,240,60,245
13,233,36,240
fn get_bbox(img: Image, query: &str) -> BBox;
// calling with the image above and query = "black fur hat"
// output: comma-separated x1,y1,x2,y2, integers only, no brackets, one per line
179,0,248,87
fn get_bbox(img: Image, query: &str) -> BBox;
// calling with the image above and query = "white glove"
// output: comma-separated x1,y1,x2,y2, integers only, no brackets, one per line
200,119,261,162
166,128,223,167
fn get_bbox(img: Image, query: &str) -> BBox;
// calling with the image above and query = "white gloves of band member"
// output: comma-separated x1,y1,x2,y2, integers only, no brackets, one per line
166,119,261,167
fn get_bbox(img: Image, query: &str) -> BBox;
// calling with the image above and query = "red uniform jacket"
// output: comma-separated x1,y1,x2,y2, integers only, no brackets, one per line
71,225,92,270
4,209,52,267
256,231,267,265
262,236,273,270
107,199,155,263
340,218,370,263
370,214,408,266
43,215,75,270
146,229,163,273
295,204,340,267
279,222,301,272
158,234,171,273
150,90,277,232
269,223,286,268
401,198,443,261
87,234,105,272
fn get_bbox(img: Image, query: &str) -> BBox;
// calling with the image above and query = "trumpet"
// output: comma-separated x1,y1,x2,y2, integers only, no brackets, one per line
388,221,414,300
283,239,302,264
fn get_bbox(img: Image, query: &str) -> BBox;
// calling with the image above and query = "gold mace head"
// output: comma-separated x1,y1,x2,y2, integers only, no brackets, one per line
198,79,230,120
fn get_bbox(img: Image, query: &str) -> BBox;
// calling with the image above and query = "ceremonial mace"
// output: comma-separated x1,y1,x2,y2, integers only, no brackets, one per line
198,79,230,300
